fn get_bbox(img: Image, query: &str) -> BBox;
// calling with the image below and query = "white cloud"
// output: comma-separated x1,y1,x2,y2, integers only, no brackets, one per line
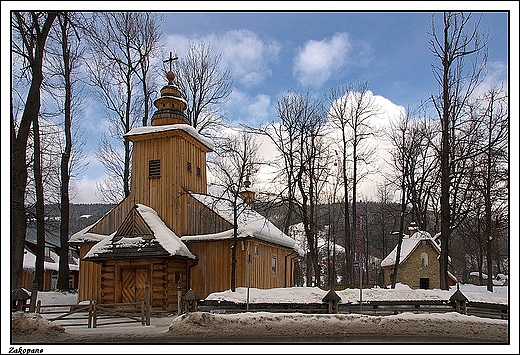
166,30,281,87
227,90,272,125
293,32,352,87
473,60,508,98
213,30,281,87
293,32,374,88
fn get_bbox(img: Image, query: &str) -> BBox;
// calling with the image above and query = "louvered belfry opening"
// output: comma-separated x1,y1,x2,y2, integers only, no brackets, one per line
149,159,161,178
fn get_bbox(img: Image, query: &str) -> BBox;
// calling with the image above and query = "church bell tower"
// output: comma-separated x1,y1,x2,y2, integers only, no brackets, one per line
123,64,213,236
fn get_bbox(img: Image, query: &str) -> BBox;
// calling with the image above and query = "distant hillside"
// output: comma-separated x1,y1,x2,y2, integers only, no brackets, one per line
33,203,116,235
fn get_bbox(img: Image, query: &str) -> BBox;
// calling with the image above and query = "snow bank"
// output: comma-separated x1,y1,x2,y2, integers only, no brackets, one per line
205,284,508,305
167,311,508,341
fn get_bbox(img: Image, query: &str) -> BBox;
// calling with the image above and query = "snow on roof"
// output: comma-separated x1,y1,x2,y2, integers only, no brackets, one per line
381,230,440,268
23,248,79,272
134,204,196,259
182,190,304,257
68,223,111,244
124,123,214,151
84,204,196,260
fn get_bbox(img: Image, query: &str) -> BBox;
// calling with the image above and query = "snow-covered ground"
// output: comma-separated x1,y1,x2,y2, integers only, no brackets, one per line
8,284,517,354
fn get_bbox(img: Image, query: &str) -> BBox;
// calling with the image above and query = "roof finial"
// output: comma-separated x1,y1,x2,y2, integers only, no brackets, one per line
163,51,178,84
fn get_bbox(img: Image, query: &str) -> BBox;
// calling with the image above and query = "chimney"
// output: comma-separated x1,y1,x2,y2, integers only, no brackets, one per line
408,221,419,237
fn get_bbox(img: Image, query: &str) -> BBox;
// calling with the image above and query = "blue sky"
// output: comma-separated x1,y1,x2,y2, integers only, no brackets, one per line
160,10,508,128
3,4,514,204
81,10,512,203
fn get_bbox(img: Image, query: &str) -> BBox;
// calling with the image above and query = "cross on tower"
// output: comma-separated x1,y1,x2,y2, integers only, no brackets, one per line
163,51,178,72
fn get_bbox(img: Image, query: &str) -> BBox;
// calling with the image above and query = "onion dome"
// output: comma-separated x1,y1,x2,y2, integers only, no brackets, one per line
151,71,189,126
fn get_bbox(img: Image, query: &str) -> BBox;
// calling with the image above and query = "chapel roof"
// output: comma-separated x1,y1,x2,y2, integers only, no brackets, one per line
83,204,196,261
181,187,304,257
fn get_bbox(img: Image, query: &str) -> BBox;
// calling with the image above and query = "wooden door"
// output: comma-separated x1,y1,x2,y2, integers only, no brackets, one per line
120,267,148,303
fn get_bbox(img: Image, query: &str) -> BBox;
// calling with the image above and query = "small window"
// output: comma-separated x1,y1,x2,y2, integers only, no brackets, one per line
254,246,259,255
149,159,161,178
271,256,277,275
187,161,192,172
421,252,428,267
196,167,201,177
420,278,430,289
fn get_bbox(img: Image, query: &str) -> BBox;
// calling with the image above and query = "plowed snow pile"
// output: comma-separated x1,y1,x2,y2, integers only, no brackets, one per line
11,312,71,343
167,311,508,341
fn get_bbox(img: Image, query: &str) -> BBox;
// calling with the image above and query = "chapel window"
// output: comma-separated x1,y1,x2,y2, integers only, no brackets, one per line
421,252,428,267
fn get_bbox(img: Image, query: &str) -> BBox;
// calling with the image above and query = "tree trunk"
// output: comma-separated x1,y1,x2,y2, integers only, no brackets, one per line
57,14,72,291
439,16,452,290
11,12,57,290
33,113,45,291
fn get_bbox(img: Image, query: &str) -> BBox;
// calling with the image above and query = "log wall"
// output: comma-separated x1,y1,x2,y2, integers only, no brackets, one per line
98,257,190,311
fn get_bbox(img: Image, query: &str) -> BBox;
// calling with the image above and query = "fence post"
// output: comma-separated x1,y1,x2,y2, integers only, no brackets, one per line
145,280,150,326
141,298,145,325
29,281,38,312
36,300,41,314
88,300,93,328
93,301,98,328
177,279,182,315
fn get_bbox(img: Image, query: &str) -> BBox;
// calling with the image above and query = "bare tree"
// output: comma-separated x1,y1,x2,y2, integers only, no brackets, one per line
387,110,413,288
52,12,86,290
252,91,328,286
429,12,488,289
11,11,58,290
209,130,262,291
328,84,353,287
133,12,164,127
173,41,233,133
328,81,381,287
86,12,162,201
471,86,508,290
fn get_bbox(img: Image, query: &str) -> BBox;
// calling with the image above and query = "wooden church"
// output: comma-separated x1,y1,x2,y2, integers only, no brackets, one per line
69,69,302,311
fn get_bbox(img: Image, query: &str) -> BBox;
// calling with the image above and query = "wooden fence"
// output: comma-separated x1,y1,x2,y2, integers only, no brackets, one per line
33,298,151,328
198,299,508,319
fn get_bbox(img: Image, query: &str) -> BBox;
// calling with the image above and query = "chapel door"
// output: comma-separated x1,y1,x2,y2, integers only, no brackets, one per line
120,267,148,303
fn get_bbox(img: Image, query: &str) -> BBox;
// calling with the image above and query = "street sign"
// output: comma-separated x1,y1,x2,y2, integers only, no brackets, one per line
352,262,360,268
